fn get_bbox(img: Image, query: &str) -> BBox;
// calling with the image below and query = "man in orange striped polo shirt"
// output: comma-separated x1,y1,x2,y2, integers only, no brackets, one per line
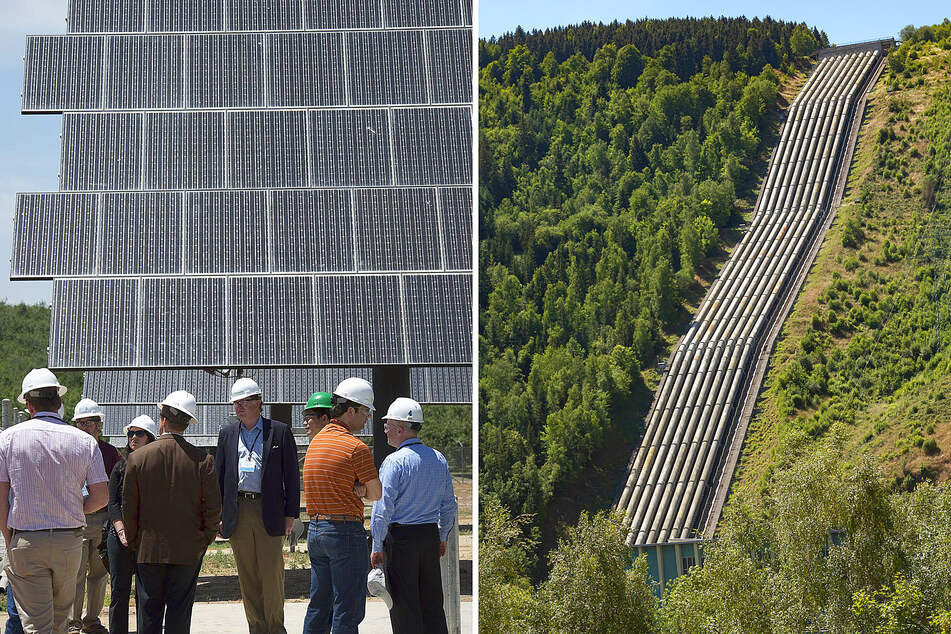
302,377,382,634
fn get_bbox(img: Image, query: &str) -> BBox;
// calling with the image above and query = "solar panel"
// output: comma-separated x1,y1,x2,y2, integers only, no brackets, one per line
314,275,406,365
427,29,472,104
404,274,471,363
229,110,309,188
17,0,473,376
11,194,98,277
84,367,373,404
304,0,382,29
186,191,268,273
68,0,146,33
353,188,441,271
382,0,464,27
188,34,264,108
105,36,184,109
271,189,354,273
266,33,345,107
311,109,392,187
50,278,138,367
22,36,103,112
439,187,473,270
391,107,471,185
148,0,224,32
86,366,470,405
229,276,316,365
139,277,228,366
348,31,427,106
61,113,142,190
100,193,183,275
227,0,304,31
144,112,226,189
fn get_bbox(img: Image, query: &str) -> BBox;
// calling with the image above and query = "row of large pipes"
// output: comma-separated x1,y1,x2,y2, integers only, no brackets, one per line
616,49,883,546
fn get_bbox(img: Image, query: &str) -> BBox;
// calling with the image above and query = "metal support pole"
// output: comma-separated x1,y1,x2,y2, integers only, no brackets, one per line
1,399,11,429
440,514,461,634
371,365,410,468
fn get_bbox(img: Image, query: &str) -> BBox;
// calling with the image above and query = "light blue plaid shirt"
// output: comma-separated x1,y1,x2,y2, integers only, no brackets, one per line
370,439,457,552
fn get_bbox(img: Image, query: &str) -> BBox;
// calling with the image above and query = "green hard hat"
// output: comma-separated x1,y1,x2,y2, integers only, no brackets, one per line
303,391,333,415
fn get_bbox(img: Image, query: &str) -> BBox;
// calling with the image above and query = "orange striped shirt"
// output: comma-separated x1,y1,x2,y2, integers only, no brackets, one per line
302,421,377,519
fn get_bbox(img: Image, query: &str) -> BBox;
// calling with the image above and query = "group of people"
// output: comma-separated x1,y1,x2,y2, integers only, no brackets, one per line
0,368,457,634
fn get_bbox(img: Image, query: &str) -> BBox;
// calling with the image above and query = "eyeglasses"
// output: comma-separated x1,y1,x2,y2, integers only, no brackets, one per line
127,429,150,439
234,396,261,407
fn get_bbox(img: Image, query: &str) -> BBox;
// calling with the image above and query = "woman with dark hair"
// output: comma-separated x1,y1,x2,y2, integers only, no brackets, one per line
106,415,156,634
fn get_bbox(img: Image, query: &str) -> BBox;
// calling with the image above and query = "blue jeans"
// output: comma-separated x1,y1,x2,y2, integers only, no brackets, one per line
6,583,24,634
302,520,368,634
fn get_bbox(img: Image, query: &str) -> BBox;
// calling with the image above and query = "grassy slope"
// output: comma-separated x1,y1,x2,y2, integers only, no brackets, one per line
735,42,951,498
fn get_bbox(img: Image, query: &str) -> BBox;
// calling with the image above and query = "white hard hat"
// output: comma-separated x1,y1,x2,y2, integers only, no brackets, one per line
72,398,105,422
333,377,375,411
124,415,157,440
230,377,262,403
157,390,198,425
382,397,423,425
18,368,67,404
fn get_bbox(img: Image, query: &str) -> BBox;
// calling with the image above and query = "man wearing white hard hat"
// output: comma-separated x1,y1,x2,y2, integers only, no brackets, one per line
0,368,109,634
370,398,457,634
302,377,382,634
215,377,300,634
68,398,122,634
122,390,221,634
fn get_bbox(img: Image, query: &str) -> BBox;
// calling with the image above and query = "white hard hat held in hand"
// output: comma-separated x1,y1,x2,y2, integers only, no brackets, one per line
332,377,375,411
18,368,67,404
73,398,105,422
230,377,262,403
157,390,199,425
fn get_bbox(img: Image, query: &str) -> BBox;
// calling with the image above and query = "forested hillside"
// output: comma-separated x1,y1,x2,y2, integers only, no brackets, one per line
0,301,82,413
482,21,951,633
479,16,825,568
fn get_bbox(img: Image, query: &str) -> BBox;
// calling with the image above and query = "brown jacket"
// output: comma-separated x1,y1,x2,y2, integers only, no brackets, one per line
122,434,221,565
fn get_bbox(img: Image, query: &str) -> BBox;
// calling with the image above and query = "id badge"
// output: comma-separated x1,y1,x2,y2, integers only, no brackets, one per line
239,464,255,473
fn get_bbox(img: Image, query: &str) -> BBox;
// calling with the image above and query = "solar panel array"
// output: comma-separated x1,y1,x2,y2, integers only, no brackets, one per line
84,366,472,404
13,0,473,372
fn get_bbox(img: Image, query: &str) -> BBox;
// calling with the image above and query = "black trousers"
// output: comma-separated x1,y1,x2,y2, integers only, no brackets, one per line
135,560,202,634
106,529,136,634
383,523,448,634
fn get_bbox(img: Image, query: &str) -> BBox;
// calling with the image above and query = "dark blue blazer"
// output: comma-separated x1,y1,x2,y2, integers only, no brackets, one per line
216,417,300,538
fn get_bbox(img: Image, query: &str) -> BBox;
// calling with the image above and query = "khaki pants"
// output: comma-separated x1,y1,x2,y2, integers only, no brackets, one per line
7,528,84,634
230,497,287,634
71,511,109,628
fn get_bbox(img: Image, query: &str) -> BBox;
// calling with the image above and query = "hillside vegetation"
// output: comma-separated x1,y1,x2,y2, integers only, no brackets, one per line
737,23,951,498
0,301,82,414
482,19,951,633
479,16,823,568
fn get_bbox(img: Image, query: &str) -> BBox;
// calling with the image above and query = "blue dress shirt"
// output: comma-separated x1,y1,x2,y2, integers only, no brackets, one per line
370,439,457,552
237,417,264,494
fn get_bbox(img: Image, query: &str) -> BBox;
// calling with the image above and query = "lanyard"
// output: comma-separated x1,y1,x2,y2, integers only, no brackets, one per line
240,427,262,454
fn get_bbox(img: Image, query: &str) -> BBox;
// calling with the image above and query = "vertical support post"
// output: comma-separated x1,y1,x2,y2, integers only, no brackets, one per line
1,399,11,429
656,544,666,598
440,514,461,634
371,365,410,468
270,403,292,425
674,542,683,577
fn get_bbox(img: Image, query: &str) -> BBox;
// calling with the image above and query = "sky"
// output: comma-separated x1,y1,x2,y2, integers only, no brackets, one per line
0,1,949,305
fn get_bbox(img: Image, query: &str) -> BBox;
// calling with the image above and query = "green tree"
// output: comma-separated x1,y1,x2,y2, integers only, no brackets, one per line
536,511,657,633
